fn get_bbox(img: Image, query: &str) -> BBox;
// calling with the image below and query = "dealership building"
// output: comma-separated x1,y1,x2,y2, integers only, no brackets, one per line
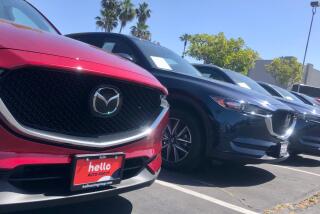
248,59,320,89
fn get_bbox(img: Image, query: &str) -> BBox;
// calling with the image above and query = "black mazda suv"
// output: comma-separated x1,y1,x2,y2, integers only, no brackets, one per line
194,64,320,157
259,82,320,157
68,33,296,170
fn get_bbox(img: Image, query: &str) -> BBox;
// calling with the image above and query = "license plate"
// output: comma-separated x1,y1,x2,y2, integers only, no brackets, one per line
71,153,125,191
280,143,288,157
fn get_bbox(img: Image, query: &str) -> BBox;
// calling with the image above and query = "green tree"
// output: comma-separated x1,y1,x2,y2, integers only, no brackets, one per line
131,22,151,40
119,0,135,33
131,2,151,40
135,2,151,23
187,33,259,74
179,34,191,58
266,57,303,88
95,0,121,32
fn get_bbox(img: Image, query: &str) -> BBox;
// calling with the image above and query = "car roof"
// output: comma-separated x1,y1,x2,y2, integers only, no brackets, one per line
67,32,147,42
192,63,223,70
258,81,272,87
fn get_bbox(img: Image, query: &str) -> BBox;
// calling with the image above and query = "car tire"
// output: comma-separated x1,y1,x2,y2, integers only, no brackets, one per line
161,109,204,171
288,151,300,159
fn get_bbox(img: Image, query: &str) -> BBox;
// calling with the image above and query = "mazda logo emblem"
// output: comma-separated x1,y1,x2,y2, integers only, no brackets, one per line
92,86,122,117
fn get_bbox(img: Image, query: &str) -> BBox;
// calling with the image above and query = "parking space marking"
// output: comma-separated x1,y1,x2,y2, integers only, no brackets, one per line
155,180,259,214
271,165,320,177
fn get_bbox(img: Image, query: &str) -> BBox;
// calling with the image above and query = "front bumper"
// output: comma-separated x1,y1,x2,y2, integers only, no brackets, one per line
289,119,320,156
0,104,168,212
0,169,158,213
207,110,292,163
209,138,289,164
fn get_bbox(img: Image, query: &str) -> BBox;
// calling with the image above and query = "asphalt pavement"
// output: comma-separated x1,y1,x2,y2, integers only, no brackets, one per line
13,154,320,214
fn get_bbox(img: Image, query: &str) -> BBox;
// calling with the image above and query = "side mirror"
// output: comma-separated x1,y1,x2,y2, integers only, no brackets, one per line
116,53,135,62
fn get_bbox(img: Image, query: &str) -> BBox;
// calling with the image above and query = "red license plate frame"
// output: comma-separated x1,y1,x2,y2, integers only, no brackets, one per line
71,153,125,191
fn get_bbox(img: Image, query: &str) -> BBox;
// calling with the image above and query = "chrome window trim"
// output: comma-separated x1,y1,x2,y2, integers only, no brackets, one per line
0,98,169,148
264,115,297,140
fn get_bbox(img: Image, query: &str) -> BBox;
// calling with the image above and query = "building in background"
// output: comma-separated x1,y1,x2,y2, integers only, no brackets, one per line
248,59,320,89
304,63,320,87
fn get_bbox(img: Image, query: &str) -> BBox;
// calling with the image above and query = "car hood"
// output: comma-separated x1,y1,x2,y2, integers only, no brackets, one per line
0,20,166,92
157,69,293,112
202,77,294,112
276,97,320,116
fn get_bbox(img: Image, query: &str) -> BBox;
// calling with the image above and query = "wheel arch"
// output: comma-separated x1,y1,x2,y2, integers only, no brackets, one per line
167,90,218,156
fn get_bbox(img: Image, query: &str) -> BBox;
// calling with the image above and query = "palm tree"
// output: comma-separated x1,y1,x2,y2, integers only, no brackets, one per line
136,2,151,24
131,2,151,40
180,34,191,58
95,0,120,32
131,22,151,40
118,0,136,33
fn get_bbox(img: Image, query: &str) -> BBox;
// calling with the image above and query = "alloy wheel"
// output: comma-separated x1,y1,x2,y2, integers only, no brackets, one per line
162,118,192,163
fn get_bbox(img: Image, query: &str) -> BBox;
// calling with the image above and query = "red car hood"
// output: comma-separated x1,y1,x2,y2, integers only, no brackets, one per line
0,20,167,94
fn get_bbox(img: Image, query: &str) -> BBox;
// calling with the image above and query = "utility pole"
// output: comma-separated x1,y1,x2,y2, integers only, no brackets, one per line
299,1,319,92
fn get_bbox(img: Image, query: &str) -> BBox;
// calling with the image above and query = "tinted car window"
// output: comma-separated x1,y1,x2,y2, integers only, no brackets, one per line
102,42,116,52
260,84,281,97
224,70,270,95
132,38,202,77
292,93,314,106
0,0,58,34
102,39,137,62
272,85,306,104
196,66,229,82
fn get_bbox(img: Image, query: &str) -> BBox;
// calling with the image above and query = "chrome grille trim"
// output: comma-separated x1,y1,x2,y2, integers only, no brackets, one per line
265,114,297,140
0,98,169,148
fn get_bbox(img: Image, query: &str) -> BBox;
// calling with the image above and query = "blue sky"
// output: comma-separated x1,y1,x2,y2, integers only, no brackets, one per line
29,0,320,68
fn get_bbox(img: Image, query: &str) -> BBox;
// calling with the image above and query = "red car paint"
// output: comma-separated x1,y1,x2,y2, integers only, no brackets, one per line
0,20,167,95
0,21,168,174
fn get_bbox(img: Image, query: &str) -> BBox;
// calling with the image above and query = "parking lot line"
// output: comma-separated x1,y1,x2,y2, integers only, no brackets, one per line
155,180,259,214
271,165,320,177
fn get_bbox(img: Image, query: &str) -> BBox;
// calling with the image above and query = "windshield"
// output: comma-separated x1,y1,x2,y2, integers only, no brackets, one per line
133,38,202,77
272,85,306,105
0,0,58,34
224,69,271,95
293,92,320,107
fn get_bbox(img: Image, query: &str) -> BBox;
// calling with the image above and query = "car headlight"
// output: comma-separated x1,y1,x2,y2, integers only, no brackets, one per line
212,97,272,118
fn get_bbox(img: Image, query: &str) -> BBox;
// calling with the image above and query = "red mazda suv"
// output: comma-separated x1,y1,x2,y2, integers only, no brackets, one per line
0,0,168,211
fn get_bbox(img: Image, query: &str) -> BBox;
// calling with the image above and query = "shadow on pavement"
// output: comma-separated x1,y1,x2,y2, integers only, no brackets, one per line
14,196,132,214
158,163,275,188
276,155,320,167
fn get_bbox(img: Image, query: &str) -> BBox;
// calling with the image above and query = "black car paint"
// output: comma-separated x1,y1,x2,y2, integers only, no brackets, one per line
258,82,320,156
291,91,320,107
194,64,320,156
67,33,296,163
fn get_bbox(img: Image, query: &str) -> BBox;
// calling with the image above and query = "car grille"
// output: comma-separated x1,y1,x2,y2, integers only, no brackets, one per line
0,68,162,137
272,110,295,136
